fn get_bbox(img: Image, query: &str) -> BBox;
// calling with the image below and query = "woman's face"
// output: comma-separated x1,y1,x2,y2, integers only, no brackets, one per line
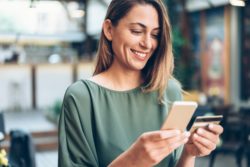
106,4,160,71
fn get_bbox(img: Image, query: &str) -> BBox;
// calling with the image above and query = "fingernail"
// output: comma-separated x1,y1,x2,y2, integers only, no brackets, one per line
175,130,181,134
193,134,198,139
185,131,191,137
197,128,203,134
209,124,213,129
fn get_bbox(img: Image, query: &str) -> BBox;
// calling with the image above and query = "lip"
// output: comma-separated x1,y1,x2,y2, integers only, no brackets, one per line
130,49,149,61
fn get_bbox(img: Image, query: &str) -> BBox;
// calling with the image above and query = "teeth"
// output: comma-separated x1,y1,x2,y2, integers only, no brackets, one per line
132,50,146,58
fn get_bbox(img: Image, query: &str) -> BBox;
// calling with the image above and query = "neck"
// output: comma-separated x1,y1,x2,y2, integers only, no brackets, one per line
104,61,143,91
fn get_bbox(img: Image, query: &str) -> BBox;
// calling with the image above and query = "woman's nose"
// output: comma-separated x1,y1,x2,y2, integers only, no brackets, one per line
139,35,152,49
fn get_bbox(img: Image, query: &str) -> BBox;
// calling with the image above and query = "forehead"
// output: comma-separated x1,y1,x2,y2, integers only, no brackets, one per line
118,4,159,28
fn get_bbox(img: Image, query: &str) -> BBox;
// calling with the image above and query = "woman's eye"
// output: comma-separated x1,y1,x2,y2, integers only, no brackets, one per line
131,30,142,35
151,34,159,39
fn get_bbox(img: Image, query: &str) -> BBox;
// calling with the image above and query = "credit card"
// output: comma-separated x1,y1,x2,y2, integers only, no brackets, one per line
190,115,223,133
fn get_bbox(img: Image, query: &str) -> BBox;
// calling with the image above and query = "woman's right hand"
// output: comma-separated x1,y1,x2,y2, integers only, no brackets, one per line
109,130,190,167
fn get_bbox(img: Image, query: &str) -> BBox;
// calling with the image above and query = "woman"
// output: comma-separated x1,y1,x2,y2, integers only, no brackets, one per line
58,0,223,166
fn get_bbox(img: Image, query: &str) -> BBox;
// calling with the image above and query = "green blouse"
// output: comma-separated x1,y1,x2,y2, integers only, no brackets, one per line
58,79,183,167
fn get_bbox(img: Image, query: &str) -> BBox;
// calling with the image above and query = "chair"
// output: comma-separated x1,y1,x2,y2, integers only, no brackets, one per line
209,108,245,167
245,126,250,167
8,129,36,167
239,107,250,167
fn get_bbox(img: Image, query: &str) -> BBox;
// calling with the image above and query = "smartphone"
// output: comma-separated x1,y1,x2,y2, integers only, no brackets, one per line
189,115,223,133
161,101,198,131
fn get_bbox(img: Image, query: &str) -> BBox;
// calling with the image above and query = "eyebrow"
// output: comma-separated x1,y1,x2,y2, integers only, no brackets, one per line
129,22,160,30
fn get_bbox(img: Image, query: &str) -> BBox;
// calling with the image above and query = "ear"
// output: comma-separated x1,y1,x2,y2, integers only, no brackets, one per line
103,19,113,41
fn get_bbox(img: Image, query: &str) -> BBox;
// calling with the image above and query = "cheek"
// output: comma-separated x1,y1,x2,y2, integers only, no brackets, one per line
153,40,159,50
111,42,120,56
111,40,128,57
112,36,138,51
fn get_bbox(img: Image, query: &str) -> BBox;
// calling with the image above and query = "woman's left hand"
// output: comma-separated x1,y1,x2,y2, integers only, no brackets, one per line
184,124,223,157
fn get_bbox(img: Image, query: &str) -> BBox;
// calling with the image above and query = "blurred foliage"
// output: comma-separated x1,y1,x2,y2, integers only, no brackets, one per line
46,99,62,124
52,100,62,116
172,27,187,57
0,149,8,167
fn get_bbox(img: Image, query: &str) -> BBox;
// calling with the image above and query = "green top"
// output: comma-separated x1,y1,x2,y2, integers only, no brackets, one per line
58,79,183,167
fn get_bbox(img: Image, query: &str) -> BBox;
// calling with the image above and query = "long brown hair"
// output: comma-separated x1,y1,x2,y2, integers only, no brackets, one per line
94,0,177,102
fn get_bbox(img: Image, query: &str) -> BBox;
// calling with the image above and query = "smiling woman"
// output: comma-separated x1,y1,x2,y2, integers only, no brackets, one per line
58,0,224,167
102,4,159,74
93,0,173,96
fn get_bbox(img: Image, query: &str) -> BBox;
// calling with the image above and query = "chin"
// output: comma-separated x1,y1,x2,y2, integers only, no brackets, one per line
129,63,147,71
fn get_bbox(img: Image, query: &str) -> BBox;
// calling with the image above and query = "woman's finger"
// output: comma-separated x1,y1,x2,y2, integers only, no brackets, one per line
167,134,189,153
196,128,218,144
191,137,214,156
150,138,187,162
141,130,181,142
149,133,189,160
148,131,190,150
207,124,224,135
193,133,216,151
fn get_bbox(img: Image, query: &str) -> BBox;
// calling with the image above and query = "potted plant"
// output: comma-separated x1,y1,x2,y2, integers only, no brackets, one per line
0,149,8,167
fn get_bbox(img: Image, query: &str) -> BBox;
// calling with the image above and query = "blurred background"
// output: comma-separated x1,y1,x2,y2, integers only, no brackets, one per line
0,0,249,167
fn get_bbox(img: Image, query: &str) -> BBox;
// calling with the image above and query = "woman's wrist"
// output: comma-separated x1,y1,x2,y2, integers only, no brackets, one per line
175,147,196,167
108,150,138,167
181,146,196,161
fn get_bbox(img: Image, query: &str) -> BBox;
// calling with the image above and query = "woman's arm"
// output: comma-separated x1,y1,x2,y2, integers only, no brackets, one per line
175,146,196,167
58,82,99,167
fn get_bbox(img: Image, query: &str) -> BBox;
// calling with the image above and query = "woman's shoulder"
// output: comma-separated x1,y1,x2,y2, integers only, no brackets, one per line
65,80,88,95
165,78,182,101
63,80,92,105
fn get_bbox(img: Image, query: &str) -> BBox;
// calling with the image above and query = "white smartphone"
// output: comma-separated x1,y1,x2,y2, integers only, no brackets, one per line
161,101,198,131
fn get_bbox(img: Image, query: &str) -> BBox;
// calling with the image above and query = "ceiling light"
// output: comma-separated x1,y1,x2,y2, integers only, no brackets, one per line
70,10,85,18
229,0,245,7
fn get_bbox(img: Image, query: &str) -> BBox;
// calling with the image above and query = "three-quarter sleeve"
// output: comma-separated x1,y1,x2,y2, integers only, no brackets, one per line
58,82,99,167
